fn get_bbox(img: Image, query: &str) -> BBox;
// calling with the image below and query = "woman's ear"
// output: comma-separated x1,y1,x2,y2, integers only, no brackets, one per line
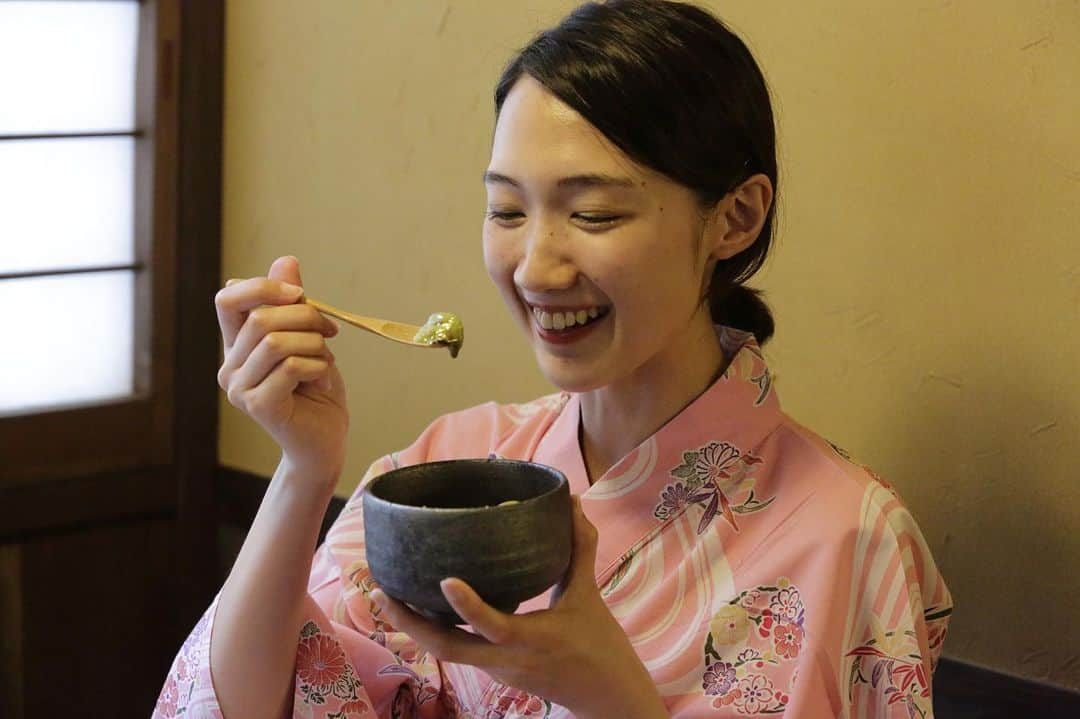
704,173,774,261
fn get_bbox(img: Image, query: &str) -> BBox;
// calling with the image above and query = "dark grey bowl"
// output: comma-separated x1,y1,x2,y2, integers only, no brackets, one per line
362,458,571,625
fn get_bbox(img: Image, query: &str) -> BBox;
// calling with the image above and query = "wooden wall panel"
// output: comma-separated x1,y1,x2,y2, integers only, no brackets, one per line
0,544,23,719
18,520,179,719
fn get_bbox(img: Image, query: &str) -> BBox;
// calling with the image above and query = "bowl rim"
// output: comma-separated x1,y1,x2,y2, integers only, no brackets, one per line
362,458,568,514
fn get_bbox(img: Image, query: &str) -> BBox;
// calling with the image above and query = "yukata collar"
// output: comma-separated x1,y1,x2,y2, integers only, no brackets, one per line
532,325,784,586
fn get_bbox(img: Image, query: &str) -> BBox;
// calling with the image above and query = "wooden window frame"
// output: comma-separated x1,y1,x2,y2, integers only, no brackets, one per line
1,0,179,487
0,5,222,714
0,0,223,584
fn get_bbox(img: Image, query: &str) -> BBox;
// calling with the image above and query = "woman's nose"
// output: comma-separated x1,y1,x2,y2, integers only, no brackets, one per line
513,224,577,292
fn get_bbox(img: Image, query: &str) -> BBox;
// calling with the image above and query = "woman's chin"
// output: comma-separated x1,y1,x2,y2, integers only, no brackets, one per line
535,354,610,394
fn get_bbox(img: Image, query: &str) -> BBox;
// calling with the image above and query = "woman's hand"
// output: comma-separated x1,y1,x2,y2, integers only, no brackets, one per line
371,496,669,719
215,255,348,488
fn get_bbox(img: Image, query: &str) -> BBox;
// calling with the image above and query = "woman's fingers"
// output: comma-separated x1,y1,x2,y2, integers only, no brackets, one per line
439,578,516,645
551,496,600,607
235,355,331,419
370,589,501,667
267,255,303,288
226,331,334,397
215,277,305,350
216,261,344,423
222,303,338,376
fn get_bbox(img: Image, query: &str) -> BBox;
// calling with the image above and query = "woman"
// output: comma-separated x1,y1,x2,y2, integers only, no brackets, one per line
155,1,950,717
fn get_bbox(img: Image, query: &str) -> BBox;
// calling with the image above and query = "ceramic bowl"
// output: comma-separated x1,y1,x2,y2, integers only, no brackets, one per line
362,458,572,624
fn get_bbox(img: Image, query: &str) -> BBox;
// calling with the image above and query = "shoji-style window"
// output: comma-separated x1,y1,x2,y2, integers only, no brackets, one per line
0,0,181,484
1,1,140,413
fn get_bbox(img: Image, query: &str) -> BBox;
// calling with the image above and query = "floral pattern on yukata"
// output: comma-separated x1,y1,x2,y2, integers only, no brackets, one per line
379,651,466,716
601,547,637,597
719,327,773,407
343,559,462,717
153,603,211,717
845,605,952,719
701,579,805,714
655,441,775,533
479,684,555,719
295,621,372,716
924,605,951,674
342,559,396,648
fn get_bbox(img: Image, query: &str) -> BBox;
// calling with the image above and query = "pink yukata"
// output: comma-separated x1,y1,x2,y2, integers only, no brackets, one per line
154,326,952,719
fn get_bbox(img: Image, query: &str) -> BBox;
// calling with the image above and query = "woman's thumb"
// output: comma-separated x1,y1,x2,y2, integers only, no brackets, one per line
268,255,303,287
565,496,600,595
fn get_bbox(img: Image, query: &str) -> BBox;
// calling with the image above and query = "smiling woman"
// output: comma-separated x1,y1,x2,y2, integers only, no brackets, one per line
154,2,950,718
481,73,773,426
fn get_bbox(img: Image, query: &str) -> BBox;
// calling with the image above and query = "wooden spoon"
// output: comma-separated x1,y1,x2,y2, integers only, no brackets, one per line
301,296,463,356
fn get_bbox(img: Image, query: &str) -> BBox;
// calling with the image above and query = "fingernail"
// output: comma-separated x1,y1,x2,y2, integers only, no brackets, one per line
225,278,240,287
441,578,464,602
371,589,387,607
282,282,303,297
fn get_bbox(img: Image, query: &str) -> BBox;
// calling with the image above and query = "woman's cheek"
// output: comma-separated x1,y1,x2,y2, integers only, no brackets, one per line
482,231,511,283
482,234,527,319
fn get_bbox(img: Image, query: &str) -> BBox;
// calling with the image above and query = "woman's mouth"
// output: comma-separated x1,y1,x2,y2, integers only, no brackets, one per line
530,305,610,345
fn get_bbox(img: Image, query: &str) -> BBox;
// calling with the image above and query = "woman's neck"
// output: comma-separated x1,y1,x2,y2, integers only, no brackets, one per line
578,313,727,484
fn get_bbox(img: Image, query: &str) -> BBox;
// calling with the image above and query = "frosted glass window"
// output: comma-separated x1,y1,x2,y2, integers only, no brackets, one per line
0,271,134,415
0,137,134,273
0,1,139,135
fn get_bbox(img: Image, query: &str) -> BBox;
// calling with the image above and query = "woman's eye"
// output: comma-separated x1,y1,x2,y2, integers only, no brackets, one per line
486,210,525,223
573,213,622,228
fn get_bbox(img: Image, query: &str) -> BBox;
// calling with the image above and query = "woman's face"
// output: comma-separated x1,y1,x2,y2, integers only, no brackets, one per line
482,76,718,393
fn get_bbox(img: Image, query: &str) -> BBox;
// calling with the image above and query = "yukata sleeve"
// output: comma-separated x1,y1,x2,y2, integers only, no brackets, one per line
837,482,953,719
665,480,951,719
151,416,481,719
747,481,952,718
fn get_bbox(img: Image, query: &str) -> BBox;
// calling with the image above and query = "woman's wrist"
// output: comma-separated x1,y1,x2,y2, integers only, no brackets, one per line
575,666,668,719
578,696,667,719
276,453,342,500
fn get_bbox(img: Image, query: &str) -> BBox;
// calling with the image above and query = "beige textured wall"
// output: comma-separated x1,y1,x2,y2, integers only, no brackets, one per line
219,1,1080,688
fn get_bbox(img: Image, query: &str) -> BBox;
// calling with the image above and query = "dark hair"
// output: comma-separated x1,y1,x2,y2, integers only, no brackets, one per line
494,0,777,345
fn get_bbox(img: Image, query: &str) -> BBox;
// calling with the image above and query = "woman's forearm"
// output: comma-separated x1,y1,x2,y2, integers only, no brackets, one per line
209,458,338,719
576,659,669,719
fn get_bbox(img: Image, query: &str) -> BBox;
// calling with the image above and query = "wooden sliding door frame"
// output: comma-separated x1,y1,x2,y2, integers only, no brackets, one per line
0,0,224,616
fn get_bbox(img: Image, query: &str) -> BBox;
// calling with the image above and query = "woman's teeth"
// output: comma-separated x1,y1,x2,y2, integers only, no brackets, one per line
533,306,604,331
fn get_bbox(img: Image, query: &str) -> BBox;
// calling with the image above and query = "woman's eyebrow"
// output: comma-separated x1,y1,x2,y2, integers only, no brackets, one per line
482,171,520,187
557,173,636,190
483,171,637,190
